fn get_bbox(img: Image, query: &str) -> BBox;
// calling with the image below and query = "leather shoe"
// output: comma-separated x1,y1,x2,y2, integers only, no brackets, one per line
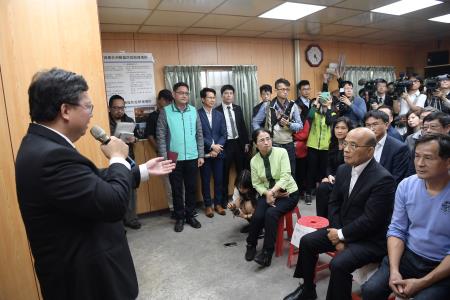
174,219,184,232
124,220,141,230
205,206,214,218
254,249,272,267
186,217,201,229
245,245,256,261
283,284,317,300
305,193,312,205
215,205,226,215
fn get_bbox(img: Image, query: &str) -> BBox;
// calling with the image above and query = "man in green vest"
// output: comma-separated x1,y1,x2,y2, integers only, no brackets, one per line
157,82,205,232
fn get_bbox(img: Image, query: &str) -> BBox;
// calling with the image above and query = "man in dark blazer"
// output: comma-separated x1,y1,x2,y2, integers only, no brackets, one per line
283,128,395,300
365,110,409,185
15,68,174,300
215,84,250,201
198,87,227,217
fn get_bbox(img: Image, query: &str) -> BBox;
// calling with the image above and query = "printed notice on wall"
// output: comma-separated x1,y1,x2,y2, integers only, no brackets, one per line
103,53,156,138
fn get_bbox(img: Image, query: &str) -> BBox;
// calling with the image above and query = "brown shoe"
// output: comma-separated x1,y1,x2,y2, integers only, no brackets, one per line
205,206,214,218
215,205,226,215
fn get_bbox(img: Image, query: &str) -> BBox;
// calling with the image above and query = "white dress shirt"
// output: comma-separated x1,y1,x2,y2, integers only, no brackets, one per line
337,158,372,241
222,103,238,140
374,134,387,163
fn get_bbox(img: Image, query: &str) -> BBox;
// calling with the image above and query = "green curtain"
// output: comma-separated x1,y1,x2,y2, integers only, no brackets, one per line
164,65,202,107
343,65,396,95
232,65,258,136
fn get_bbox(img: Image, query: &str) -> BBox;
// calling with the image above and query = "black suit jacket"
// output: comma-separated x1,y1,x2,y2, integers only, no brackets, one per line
15,124,140,300
328,159,395,247
379,135,409,185
215,103,249,147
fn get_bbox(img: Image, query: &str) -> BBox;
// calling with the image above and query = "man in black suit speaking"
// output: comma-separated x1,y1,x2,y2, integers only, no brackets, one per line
283,128,395,300
15,68,175,300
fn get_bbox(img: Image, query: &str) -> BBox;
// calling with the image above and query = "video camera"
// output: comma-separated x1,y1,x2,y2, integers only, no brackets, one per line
358,78,384,105
391,73,413,99
424,74,450,94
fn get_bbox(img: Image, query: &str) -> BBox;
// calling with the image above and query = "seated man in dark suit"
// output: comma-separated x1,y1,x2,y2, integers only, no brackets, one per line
15,68,175,300
283,128,395,300
198,87,227,217
364,110,410,185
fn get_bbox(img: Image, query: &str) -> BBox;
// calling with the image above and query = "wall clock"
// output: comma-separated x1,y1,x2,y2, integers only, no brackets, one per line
305,44,323,67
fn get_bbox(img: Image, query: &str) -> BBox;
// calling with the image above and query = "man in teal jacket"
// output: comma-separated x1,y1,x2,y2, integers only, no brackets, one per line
157,82,205,232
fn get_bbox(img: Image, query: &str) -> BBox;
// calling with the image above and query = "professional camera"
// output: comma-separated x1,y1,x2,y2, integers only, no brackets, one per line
424,74,450,94
358,78,377,100
391,73,413,99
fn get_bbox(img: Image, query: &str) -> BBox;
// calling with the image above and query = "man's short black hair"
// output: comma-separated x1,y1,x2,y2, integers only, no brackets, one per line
157,89,174,102
200,87,216,99
414,133,450,160
259,84,272,94
342,80,353,87
377,105,394,118
108,95,124,107
423,111,450,127
173,82,189,92
275,78,290,88
297,80,310,91
28,68,88,123
364,110,389,123
220,84,235,95
375,78,387,86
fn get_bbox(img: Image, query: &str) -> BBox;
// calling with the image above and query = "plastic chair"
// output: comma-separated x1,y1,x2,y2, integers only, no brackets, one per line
274,206,301,257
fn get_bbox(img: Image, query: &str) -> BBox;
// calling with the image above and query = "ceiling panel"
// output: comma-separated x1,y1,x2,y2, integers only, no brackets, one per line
100,24,141,32
139,25,186,34
272,21,308,33
259,31,295,38
193,14,251,28
235,18,289,31
288,0,344,5
336,12,393,26
145,11,205,26
302,7,362,24
335,0,399,11
98,7,152,24
182,27,228,35
98,0,160,9
336,27,380,37
158,0,225,13
320,24,356,35
405,2,450,19
224,29,265,37
213,0,283,16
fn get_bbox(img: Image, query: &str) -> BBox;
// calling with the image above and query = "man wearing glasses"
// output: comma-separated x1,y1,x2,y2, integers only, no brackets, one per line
253,78,303,176
108,94,141,229
283,127,395,300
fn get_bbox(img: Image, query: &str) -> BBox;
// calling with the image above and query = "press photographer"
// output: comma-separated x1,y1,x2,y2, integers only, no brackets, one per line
360,78,393,110
335,80,367,126
393,73,427,115
424,74,450,114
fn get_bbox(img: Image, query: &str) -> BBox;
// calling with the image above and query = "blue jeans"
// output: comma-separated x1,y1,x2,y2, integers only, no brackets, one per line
361,248,450,300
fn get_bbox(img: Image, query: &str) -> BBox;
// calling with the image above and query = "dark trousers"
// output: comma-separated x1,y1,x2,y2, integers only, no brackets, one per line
306,147,328,193
294,229,386,300
362,248,450,300
123,188,138,223
247,192,299,252
223,139,244,200
273,142,296,176
295,157,308,193
316,182,333,218
169,159,198,220
199,157,224,207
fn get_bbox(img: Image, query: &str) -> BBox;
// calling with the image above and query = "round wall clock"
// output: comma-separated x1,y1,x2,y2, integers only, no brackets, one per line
305,44,323,67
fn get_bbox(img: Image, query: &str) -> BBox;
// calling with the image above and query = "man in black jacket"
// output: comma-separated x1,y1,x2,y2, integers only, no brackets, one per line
15,68,174,300
283,128,395,300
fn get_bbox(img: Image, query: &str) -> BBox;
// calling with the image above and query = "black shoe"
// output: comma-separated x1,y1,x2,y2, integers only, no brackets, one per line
174,219,184,232
124,220,141,229
254,249,272,267
193,209,199,217
186,217,201,229
245,245,256,261
283,284,317,300
305,193,312,205
240,224,251,233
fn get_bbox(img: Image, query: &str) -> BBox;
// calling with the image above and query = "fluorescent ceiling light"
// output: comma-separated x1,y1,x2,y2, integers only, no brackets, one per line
429,13,450,23
371,0,442,16
259,2,326,21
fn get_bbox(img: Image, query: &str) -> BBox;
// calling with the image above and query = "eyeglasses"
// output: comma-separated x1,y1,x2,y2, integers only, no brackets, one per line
342,141,374,151
277,88,290,92
421,124,442,131
111,106,125,111
365,122,385,129
77,103,94,114
175,91,190,96
257,136,272,143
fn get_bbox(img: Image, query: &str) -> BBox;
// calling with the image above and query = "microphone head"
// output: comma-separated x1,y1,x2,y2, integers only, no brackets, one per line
90,125,110,144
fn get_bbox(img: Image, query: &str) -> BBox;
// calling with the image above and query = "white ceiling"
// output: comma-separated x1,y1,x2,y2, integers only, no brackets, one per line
98,0,450,43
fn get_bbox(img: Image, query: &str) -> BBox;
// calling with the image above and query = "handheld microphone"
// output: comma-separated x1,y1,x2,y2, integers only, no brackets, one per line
90,125,136,167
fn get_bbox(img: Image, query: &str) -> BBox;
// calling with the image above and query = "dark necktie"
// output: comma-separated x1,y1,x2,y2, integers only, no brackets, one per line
227,106,238,138
262,152,275,189
379,97,382,103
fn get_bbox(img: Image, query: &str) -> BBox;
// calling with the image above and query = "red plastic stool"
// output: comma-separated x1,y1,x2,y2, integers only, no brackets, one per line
274,206,301,257
287,216,331,268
